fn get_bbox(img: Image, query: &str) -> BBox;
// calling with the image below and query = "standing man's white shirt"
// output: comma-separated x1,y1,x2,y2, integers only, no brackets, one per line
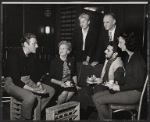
82,27,89,50
108,25,116,41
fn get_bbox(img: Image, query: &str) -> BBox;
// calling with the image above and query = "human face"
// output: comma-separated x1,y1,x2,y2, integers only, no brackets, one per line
103,15,116,31
79,18,90,30
104,45,114,60
118,36,127,52
26,38,38,53
59,44,69,56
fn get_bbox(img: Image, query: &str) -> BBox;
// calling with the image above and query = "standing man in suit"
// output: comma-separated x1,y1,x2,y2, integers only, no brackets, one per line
91,13,123,66
71,13,98,65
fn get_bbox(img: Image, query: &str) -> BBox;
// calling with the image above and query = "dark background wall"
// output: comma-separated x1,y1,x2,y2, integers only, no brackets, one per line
3,4,147,50
2,3,148,75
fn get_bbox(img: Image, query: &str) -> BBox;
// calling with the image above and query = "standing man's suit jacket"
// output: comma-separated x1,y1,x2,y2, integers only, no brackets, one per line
95,26,123,64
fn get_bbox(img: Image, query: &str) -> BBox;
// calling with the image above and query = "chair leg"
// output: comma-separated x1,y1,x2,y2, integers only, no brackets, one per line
127,110,136,120
131,113,136,120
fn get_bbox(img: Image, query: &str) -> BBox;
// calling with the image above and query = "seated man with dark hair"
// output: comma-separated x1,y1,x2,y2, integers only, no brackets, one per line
72,41,125,119
4,33,55,120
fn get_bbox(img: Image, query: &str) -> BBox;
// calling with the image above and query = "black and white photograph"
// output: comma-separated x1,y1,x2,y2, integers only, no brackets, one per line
0,0,149,121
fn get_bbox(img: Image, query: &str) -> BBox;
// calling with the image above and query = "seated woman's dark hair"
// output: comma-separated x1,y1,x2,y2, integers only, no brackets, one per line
119,32,140,52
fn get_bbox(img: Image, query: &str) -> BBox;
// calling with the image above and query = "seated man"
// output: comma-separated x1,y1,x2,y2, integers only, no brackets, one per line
72,41,125,119
4,33,55,120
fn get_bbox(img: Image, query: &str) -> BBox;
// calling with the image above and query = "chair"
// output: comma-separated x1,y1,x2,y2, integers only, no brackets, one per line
108,75,148,120
1,76,11,103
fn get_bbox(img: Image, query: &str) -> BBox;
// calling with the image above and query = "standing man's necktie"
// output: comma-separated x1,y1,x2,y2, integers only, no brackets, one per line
109,31,112,41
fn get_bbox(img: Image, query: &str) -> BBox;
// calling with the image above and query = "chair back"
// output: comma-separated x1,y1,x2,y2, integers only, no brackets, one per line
1,76,11,103
137,74,148,120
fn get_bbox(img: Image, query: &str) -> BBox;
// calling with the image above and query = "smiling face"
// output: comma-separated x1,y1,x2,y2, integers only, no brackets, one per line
104,45,115,60
59,44,69,56
79,18,90,30
25,37,38,53
103,15,116,31
118,36,127,52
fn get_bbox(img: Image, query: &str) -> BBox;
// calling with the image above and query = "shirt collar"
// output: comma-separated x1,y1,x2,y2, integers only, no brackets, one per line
20,47,28,59
109,25,116,34
82,27,89,34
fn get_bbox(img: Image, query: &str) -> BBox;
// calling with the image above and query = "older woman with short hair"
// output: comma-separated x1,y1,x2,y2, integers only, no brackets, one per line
49,41,77,104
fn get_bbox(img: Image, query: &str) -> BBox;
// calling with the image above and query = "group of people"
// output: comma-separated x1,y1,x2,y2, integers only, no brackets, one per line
72,12,124,65
3,12,146,120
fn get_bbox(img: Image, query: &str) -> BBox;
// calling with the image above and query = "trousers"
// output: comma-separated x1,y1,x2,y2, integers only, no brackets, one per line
92,90,141,120
4,77,55,120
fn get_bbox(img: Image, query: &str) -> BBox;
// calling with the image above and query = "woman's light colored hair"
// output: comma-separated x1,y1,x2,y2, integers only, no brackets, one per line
78,13,90,21
58,41,72,53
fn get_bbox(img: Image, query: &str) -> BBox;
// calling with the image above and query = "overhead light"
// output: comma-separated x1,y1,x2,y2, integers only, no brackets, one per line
84,7,97,12
40,27,44,33
45,26,50,34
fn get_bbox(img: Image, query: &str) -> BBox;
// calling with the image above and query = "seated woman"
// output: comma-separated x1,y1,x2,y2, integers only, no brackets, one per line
49,41,77,104
92,32,146,120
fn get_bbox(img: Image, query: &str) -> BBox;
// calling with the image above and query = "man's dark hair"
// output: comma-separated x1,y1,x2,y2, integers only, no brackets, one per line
20,33,36,46
108,41,118,53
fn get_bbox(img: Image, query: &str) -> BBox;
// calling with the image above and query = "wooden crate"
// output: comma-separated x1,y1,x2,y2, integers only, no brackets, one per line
10,96,41,120
46,101,80,120
10,97,22,120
